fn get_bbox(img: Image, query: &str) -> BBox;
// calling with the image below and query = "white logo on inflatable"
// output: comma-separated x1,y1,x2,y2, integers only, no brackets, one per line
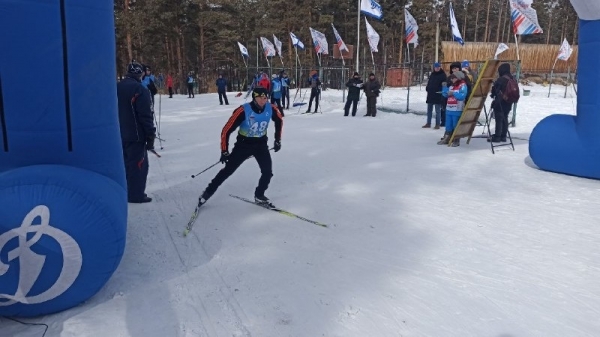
0,205,82,306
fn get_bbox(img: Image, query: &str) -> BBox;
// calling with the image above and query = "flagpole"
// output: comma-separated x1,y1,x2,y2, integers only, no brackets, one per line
356,0,361,73
548,57,558,98
256,38,259,69
514,34,520,60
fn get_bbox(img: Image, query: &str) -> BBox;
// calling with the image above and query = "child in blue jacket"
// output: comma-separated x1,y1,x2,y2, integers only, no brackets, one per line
438,71,468,147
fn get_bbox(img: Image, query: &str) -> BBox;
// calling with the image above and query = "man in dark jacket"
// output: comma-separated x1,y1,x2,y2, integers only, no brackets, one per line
489,63,513,143
216,74,229,105
344,72,363,116
363,73,381,117
424,62,447,128
306,73,322,113
117,61,156,203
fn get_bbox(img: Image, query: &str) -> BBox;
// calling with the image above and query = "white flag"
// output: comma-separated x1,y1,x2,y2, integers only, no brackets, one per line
289,32,305,50
273,34,283,57
404,9,419,46
364,18,380,52
449,2,464,46
557,38,573,61
260,37,276,57
494,43,509,59
360,0,383,20
309,27,329,55
237,42,249,58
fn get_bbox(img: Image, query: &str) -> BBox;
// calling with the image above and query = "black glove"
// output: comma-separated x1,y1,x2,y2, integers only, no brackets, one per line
274,140,281,152
145,135,155,151
220,150,230,164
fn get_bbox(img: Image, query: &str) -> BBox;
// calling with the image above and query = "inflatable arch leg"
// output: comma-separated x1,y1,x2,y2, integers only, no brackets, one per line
0,1,127,317
529,1,600,179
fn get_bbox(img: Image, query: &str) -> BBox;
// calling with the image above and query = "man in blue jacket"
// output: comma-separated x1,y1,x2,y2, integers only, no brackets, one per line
117,61,156,203
216,74,229,105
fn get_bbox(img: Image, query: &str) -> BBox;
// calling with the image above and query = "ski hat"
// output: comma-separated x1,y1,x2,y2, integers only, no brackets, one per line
433,62,441,68
461,60,470,69
144,65,151,72
127,61,144,75
369,72,375,76
452,70,465,80
450,62,461,71
272,73,277,79
252,86,269,98
353,71,360,76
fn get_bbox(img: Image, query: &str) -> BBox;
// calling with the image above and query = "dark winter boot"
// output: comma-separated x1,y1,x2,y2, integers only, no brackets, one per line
451,137,460,147
255,194,275,208
437,132,451,145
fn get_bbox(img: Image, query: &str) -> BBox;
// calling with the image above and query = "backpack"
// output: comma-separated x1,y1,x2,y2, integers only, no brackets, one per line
501,75,520,104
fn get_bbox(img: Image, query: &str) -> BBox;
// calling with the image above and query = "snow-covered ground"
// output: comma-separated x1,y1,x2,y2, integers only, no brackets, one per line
3,82,600,337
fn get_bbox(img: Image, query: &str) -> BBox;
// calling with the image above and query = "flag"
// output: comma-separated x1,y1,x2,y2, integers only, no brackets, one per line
404,9,419,46
331,23,349,53
557,38,573,61
494,43,509,59
364,18,380,52
309,27,329,55
290,32,305,50
449,2,464,46
509,0,543,35
360,0,383,20
260,37,276,57
273,34,283,57
237,42,249,58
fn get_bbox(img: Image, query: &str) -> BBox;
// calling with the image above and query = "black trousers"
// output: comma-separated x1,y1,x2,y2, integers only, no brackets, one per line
344,98,359,116
203,139,273,199
122,141,149,201
493,102,512,138
366,96,377,116
281,87,290,108
168,86,173,98
218,91,229,105
307,88,319,112
187,84,194,97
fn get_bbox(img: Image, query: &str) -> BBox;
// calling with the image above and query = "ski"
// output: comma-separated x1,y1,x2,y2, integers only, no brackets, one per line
149,149,162,158
183,203,203,237
229,194,328,228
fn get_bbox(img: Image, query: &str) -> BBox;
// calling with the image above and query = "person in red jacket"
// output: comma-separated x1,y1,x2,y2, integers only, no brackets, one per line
166,73,174,98
257,73,271,96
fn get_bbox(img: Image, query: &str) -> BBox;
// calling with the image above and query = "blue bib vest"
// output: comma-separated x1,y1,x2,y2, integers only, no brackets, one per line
238,103,272,138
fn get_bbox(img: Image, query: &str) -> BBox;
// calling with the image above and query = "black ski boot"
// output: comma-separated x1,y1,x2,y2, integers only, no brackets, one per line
255,194,275,208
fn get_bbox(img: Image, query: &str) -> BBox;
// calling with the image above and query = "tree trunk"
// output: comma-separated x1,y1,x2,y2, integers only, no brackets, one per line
546,10,553,44
474,7,480,42
199,20,205,66
176,35,183,78
484,0,492,42
496,0,504,43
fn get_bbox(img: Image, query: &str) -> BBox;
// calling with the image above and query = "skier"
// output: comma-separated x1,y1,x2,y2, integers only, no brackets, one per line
270,74,284,116
197,86,283,207
305,73,321,113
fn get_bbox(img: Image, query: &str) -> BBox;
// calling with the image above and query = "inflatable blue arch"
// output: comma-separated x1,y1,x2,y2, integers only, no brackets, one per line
0,1,127,317
529,1,600,180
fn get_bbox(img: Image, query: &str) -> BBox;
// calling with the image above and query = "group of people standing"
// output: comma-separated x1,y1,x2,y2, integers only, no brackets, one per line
425,60,516,147
343,72,381,117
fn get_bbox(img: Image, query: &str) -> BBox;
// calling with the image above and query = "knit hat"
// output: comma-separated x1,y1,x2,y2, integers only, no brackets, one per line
369,72,375,77
127,61,144,75
453,70,465,80
353,72,360,76
252,86,269,98
450,62,461,71
433,62,441,68
461,60,470,69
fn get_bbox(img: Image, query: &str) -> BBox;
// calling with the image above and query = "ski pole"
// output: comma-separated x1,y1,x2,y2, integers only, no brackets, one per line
191,161,220,178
